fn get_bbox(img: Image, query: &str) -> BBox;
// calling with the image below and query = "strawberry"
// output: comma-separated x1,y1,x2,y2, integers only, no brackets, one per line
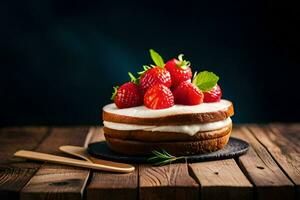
165,54,192,87
138,49,172,95
139,66,172,95
203,84,222,102
192,71,221,102
111,73,142,109
144,84,174,109
173,81,204,105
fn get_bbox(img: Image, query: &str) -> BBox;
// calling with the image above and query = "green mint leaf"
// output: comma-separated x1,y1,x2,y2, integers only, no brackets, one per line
192,71,219,92
149,49,164,67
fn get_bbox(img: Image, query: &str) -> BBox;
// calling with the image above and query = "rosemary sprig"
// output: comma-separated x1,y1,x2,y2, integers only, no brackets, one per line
147,150,186,166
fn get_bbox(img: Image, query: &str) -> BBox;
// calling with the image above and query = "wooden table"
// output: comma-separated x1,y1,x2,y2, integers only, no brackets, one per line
0,124,299,200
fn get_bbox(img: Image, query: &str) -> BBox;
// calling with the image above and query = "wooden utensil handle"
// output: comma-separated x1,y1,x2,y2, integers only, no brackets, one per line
14,150,134,173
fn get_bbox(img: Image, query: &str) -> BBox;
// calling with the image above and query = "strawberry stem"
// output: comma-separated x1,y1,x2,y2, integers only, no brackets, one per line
192,71,198,82
176,54,191,68
137,65,151,75
178,54,184,62
111,86,119,100
128,72,138,84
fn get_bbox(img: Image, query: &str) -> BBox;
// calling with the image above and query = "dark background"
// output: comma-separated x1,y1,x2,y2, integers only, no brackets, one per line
1,0,299,125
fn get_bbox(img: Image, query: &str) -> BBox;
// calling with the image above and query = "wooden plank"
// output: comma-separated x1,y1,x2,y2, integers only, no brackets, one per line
189,159,253,200
0,167,36,199
86,127,139,200
139,163,199,200
232,126,294,200
0,127,49,199
0,127,48,167
35,127,90,154
20,127,90,200
87,169,138,200
248,124,300,199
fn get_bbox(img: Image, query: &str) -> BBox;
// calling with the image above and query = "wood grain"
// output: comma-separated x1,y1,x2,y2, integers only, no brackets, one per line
86,127,139,200
0,127,48,199
248,124,300,199
189,159,252,200
0,125,299,200
20,127,90,200
232,126,294,200
139,163,199,200
87,168,138,200
0,127,48,167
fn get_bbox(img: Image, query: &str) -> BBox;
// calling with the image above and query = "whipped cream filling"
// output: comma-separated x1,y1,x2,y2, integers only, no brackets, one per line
103,117,232,136
103,99,232,118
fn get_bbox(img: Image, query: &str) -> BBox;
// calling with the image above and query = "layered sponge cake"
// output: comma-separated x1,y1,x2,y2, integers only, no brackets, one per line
103,49,235,156
103,100,234,156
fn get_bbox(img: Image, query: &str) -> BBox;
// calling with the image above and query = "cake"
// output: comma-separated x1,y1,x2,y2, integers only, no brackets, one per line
102,49,234,156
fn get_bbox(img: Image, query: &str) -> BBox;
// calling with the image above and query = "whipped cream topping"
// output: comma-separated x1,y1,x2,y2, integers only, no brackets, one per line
103,99,232,118
104,117,232,136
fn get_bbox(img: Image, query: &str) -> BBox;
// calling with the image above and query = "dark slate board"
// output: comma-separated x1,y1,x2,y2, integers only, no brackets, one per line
88,137,249,164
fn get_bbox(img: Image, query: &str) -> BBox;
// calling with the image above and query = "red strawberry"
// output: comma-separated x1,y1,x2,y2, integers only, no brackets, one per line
144,84,174,109
139,66,172,95
112,82,142,109
173,81,204,105
203,84,222,102
165,54,192,87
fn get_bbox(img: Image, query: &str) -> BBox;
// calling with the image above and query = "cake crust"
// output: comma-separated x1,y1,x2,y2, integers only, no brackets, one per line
104,124,232,142
103,103,234,125
105,131,230,156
